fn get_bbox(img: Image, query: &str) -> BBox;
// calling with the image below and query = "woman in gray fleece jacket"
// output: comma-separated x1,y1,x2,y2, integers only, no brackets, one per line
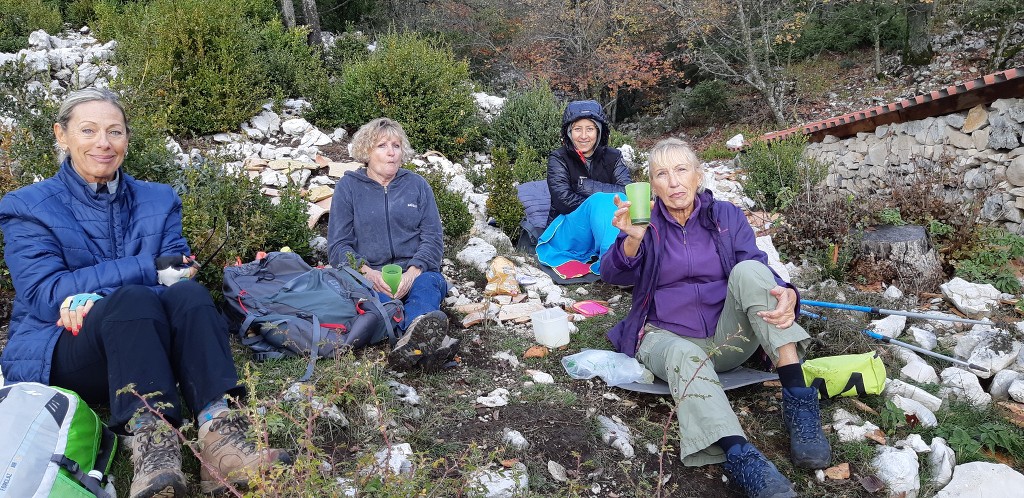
327,118,449,363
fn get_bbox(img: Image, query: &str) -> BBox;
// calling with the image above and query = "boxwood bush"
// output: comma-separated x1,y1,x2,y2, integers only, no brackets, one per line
489,84,563,161
322,31,482,159
0,0,62,53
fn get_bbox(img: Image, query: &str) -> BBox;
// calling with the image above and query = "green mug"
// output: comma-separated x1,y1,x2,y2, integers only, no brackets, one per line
625,182,651,224
381,264,402,295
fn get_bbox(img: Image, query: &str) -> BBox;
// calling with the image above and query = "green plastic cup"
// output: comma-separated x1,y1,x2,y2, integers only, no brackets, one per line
625,182,651,224
381,264,402,295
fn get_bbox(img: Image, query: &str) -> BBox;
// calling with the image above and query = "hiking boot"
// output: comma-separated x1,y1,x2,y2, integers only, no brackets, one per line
388,310,459,372
723,443,798,498
782,386,832,468
128,418,187,498
198,410,292,494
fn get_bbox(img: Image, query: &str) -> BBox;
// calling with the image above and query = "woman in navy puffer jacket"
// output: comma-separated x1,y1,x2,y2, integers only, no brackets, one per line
0,88,288,498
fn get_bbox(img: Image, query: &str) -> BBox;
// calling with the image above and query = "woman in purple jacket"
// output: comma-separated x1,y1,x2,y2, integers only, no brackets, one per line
600,138,830,498
0,88,288,498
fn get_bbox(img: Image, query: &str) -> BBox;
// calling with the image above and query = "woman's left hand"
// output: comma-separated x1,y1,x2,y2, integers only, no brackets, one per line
394,266,421,300
757,286,797,329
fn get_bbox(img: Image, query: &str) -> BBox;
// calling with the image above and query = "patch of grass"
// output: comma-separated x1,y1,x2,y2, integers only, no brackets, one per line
519,383,579,406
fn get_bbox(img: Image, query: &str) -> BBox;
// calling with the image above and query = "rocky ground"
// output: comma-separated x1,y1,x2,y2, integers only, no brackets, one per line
3,23,1024,497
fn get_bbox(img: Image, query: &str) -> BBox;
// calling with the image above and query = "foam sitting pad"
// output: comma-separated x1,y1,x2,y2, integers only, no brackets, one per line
616,366,779,395
553,260,592,279
537,261,602,285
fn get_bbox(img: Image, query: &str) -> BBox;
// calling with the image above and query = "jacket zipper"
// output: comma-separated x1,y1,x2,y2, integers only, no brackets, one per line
383,185,396,261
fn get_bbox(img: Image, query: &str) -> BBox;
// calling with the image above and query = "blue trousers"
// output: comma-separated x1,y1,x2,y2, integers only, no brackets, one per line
377,271,447,331
50,281,242,433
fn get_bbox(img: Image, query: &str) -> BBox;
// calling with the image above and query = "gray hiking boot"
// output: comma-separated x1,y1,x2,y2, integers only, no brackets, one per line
388,310,459,372
198,410,292,494
128,417,187,498
723,443,798,498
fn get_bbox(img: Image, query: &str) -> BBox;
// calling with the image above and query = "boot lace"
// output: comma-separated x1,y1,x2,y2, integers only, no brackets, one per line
786,393,825,442
133,424,180,474
725,446,771,495
210,413,258,455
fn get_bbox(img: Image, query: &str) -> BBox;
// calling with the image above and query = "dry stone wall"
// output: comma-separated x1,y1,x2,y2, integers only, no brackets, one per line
806,98,1024,232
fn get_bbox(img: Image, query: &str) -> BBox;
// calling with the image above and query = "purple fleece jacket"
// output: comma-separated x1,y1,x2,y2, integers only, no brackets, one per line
599,191,798,357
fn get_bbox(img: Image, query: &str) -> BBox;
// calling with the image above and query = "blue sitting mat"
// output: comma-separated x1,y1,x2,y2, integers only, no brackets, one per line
616,366,779,395
536,192,620,275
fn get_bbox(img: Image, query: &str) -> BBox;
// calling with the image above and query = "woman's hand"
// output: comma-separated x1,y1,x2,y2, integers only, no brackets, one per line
394,266,421,300
361,265,391,296
56,293,102,335
757,286,797,329
612,194,650,257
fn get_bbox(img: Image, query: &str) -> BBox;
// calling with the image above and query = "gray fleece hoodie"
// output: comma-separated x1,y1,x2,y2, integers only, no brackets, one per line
327,167,443,273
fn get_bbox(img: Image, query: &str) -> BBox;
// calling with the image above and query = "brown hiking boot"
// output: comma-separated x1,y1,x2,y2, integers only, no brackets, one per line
198,410,292,494
128,418,187,498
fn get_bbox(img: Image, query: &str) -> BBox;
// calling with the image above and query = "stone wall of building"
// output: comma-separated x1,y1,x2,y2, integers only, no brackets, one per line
805,98,1024,231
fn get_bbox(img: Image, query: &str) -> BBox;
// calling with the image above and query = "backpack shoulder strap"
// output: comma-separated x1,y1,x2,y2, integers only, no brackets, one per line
339,265,398,345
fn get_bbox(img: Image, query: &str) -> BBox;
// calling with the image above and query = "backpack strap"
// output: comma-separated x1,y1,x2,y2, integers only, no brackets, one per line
340,265,399,345
298,313,322,383
51,454,112,498
809,377,830,399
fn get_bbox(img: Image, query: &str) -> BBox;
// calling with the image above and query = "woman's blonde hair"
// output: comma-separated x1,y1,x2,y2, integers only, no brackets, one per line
647,137,706,193
349,117,414,164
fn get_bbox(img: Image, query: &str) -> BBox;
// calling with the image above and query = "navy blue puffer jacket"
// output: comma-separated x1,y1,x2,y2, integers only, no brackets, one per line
0,159,190,384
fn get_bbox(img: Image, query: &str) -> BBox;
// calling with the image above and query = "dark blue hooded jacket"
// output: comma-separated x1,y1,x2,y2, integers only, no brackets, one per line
546,100,630,223
0,159,189,383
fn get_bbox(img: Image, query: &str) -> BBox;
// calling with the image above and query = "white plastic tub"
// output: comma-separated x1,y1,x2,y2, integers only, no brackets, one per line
531,307,570,348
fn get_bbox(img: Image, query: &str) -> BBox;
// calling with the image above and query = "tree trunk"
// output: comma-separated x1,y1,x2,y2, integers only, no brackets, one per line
873,26,882,78
903,0,933,66
859,225,945,294
301,0,322,46
279,0,296,29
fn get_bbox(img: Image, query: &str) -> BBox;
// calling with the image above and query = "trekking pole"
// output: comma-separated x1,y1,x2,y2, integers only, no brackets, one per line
860,328,990,374
802,299,995,327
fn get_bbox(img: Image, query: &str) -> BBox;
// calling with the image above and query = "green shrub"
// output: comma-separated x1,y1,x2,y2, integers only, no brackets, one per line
485,148,524,241
0,61,60,183
95,0,316,136
684,80,731,124
60,0,97,29
608,127,634,150
420,170,473,239
489,84,563,160
877,207,906,226
740,134,825,212
700,143,736,162
511,143,545,184
952,227,1024,294
324,31,483,159
0,0,62,53
176,161,312,292
794,1,906,57
323,27,371,76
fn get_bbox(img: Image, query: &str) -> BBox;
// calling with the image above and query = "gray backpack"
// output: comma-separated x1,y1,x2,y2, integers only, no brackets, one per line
222,251,401,381
0,382,117,498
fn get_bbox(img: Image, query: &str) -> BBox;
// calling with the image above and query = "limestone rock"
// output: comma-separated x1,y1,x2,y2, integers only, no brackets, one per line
884,379,943,412
597,415,635,459
870,314,907,339
928,437,955,488
1008,156,1024,187
962,105,989,133
991,369,1021,401
870,446,920,498
457,238,498,273
989,113,1023,150
939,367,991,409
940,277,1000,317
953,325,1022,378
502,428,529,450
934,462,1024,498
890,395,937,428
467,463,529,498
1010,378,1024,403
909,326,937,350
901,360,939,385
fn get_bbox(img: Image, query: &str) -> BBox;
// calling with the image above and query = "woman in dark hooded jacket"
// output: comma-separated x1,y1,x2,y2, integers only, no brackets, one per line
537,100,632,278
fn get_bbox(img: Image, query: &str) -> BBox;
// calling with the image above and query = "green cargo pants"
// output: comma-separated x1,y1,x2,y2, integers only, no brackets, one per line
636,260,811,466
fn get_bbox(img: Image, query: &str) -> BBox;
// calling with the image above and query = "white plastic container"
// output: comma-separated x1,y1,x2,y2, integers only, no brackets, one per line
531,307,570,348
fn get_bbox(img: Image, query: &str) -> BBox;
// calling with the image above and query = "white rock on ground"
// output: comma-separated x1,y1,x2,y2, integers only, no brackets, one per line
890,395,938,428
939,367,991,409
501,428,529,451
467,463,529,498
525,369,554,384
884,379,944,412
940,277,1001,317
990,369,1021,401
477,388,510,408
457,237,498,273
870,314,907,339
1009,378,1024,403
388,381,421,405
894,433,931,453
901,360,940,385
832,409,883,443
755,235,790,282
370,443,414,475
883,285,904,300
953,325,1022,378
491,351,520,368
933,462,1024,497
909,326,938,350
928,437,956,488
870,446,920,498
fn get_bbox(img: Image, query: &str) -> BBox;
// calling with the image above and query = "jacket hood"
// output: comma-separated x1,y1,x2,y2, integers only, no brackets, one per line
561,100,610,148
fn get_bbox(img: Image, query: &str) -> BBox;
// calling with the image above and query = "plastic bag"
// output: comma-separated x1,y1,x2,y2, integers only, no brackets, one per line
561,349,648,387
484,256,521,296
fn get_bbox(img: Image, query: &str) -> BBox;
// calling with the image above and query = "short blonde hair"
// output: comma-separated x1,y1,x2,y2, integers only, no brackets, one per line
349,117,414,164
647,137,706,193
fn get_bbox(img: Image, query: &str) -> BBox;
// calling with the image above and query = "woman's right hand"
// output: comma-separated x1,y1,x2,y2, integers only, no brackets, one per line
57,293,101,335
612,194,649,241
361,266,392,296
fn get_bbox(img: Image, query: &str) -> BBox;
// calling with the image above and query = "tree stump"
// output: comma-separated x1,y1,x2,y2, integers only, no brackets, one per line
859,225,945,293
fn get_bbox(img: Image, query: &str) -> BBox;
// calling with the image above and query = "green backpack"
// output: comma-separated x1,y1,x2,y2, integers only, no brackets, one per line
802,351,887,400
0,382,117,498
